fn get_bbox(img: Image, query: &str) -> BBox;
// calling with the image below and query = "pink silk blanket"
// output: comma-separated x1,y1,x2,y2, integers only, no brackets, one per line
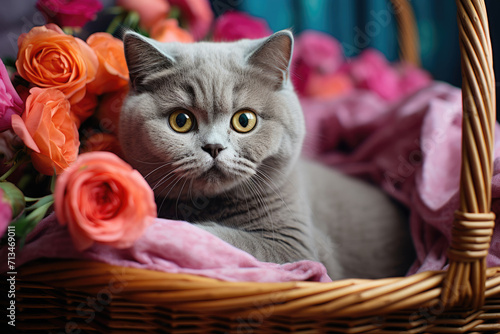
301,82,500,274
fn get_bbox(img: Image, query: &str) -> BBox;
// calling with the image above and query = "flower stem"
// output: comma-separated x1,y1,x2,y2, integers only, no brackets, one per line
0,155,29,182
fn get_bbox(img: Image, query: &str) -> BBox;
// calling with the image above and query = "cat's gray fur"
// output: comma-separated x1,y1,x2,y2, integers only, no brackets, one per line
119,30,414,279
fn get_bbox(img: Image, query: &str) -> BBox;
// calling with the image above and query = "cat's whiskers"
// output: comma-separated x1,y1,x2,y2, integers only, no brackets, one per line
256,169,293,216
240,178,275,245
144,161,176,180
175,178,189,219
161,174,185,200
260,162,302,195
217,158,255,179
239,180,262,237
157,174,184,216
238,183,252,227
152,165,184,192
249,176,276,243
188,178,193,203
171,158,206,179
129,157,166,165
259,162,288,178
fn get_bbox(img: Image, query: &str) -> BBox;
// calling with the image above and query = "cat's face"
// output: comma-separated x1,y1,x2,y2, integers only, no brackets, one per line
119,31,305,198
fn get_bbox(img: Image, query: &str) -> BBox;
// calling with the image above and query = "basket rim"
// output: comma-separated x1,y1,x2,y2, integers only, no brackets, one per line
16,259,500,318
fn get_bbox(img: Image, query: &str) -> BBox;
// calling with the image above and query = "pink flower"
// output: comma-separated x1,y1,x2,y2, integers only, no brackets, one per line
398,64,432,98
55,152,157,251
345,49,432,101
0,60,23,132
36,0,103,28
117,0,170,31
169,0,214,40
213,11,271,42
346,49,400,101
292,30,345,96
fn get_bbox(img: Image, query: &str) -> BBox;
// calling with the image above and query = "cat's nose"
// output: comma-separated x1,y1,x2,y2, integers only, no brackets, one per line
202,144,226,159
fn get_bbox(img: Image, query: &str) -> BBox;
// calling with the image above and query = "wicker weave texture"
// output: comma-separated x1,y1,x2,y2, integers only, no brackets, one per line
5,261,500,333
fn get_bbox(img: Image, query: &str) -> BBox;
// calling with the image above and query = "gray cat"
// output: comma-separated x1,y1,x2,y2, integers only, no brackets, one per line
119,30,414,279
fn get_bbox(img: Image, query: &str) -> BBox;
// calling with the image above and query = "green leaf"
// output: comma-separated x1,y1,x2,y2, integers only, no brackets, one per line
25,194,54,212
13,199,53,238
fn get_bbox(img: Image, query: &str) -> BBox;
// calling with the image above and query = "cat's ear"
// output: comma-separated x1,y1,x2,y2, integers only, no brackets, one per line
247,30,293,89
123,31,175,91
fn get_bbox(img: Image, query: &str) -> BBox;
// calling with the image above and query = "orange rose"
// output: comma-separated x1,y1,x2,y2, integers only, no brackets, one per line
71,91,98,127
96,86,129,136
54,151,157,251
16,24,98,104
151,19,194,43
81,133,124,159
86,33,129,95
305,73,354,100
11,87,79,175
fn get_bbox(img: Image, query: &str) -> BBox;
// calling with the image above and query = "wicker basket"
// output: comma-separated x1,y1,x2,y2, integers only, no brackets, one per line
3,0,499,332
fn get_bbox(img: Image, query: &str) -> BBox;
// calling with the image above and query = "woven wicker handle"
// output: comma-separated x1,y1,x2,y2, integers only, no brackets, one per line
390,0,421,66
441,0,496,309
391,0,496,309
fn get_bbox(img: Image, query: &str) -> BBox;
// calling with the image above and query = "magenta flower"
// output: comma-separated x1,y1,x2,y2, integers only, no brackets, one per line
0,60,23,133
36,0,103,28
213,11,272,42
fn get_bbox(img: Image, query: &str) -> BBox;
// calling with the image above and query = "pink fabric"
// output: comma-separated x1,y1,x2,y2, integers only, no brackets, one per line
2,213,330,282
301,82,500,274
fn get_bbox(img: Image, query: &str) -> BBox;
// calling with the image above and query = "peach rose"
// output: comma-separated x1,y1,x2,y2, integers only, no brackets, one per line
16,24,98,104
11,87,79,175
71,91,98,127
151,19,194,43
86,33,129,95
117,0,170,31
54,151,157,251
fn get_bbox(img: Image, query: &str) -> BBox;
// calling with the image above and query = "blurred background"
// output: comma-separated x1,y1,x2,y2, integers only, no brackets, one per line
1,0,499,89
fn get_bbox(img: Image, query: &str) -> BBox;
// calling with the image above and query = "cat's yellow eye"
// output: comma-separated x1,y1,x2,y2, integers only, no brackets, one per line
169,110,194,133
232,110,257,133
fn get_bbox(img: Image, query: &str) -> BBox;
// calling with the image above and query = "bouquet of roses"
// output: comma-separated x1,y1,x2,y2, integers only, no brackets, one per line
0,0,221,250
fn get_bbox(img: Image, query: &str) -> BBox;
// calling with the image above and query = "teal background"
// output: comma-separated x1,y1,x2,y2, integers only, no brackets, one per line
212,0,500,89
